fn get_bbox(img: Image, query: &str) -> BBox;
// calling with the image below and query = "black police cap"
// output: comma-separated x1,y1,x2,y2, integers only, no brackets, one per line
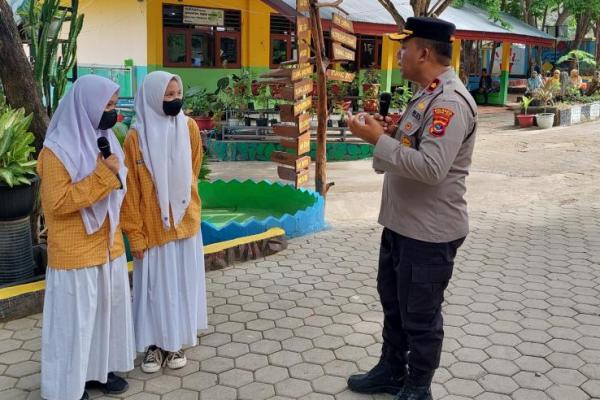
389,17,456,43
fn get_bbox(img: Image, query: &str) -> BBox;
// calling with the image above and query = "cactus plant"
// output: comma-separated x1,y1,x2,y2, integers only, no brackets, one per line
21,0,84,117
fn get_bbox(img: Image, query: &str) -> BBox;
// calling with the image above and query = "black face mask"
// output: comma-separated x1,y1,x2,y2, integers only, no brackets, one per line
163,99,183,116
98,109,118,130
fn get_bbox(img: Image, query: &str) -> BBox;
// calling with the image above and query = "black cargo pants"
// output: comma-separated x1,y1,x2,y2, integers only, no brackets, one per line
377,228,465,387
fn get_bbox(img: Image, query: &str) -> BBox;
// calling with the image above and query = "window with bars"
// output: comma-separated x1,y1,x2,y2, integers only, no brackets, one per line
270,15,296,68
358,35,382,69
163,5,241,68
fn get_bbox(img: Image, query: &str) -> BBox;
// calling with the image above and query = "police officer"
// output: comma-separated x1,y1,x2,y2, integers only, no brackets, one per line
346,17,477,400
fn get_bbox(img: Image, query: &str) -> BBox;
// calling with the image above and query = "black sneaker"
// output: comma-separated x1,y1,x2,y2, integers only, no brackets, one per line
86,372,129,395
347,345,407,394
394,383,433,400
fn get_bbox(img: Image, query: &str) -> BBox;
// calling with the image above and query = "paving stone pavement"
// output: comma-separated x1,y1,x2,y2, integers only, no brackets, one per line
0,205,599,400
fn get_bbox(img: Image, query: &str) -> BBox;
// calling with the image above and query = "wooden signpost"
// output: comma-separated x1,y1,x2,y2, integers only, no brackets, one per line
263,0,355,196
261,1,314,188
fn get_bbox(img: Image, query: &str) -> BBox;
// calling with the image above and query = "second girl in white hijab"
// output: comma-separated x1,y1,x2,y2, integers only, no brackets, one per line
121,71,207,372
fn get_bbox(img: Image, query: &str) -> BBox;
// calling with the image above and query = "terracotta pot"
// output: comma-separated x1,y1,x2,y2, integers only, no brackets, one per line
252,83,261,96
517,114,535,128
363,99,378,113
389,113,402,125
194,116,215,130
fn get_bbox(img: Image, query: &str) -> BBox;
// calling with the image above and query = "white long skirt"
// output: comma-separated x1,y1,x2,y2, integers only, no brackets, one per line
132,231,207,352
41,254,135,400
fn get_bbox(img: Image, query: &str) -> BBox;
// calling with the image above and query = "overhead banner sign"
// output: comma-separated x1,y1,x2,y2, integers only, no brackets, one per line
183,6,224,26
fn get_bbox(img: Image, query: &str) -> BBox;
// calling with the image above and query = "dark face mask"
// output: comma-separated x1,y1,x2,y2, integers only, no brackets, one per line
98,109,118,130
163,99,183,116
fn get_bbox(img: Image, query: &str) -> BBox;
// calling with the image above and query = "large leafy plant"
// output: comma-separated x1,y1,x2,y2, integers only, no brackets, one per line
0,97,37,187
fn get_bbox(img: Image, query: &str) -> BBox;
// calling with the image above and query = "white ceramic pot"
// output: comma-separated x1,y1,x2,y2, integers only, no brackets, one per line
536,113,555,129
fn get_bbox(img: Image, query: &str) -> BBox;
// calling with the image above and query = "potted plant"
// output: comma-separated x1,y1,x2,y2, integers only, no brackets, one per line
0,100,38,216
185,88,215,130
362,66,381,98
517,96,535,128
255,84,271,126
389,82,413,124
0,98,38,283
533,88,556,129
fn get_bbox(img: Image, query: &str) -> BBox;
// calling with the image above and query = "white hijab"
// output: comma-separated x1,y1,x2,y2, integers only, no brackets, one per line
44,75,127,243
132,71,192,229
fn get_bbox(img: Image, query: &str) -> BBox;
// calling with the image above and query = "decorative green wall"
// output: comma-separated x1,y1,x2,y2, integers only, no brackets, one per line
207,140,374,162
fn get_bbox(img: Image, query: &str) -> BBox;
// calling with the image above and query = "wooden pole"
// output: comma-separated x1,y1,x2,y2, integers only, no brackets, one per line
309,0,329,197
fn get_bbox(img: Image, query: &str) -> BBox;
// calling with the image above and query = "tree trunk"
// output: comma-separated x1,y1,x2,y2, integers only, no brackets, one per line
595,21,600,66
0,0,48,245
410,0,430,17
309,0,329,197
376,0,405,28
572,13,591,51
556,8,570,28
0,0,49,154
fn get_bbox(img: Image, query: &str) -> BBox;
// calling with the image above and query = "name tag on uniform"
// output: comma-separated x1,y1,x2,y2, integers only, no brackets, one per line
411,110,422,121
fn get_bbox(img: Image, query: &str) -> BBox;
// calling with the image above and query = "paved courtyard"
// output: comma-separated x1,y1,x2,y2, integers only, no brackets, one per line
0,109,599,399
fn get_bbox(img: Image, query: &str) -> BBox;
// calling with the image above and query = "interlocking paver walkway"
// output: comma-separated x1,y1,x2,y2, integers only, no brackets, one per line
1,204,599,399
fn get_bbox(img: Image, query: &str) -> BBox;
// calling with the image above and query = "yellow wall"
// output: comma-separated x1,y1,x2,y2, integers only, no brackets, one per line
75,0,148,66
146,0,273,68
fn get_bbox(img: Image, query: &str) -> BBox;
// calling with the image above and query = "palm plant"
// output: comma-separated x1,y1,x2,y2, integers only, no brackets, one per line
0,97,37,187
557,50,597,71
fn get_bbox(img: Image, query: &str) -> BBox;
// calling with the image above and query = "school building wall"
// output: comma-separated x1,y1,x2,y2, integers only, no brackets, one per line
71,0,405,95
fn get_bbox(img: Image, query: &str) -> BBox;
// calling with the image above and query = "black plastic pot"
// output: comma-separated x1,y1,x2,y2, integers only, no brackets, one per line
245,117,252,126
256,118,269,127
338,119,348,128
0,175,38,221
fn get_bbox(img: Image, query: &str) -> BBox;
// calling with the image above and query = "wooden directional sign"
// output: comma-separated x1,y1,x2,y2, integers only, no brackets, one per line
280,132,311,155
260,64,312,82
281,79,313,101
297,0,309,13
326,69,356,83
278,166,310,187
332,13,354,33
271,152,311,170
297,16,310,42
298,42,310,64
332,42,355,62
279,97,312,121
331,27,357,49
272,114,311,137
291,64,313,81
296,168,310,187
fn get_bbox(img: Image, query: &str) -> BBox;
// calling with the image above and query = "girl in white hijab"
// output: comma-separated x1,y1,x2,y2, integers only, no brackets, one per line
39,75,135,400
122,71,207,373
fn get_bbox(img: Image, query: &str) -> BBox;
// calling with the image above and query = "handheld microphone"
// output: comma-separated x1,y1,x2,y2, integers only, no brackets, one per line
379,92,392,117
97,137,122,189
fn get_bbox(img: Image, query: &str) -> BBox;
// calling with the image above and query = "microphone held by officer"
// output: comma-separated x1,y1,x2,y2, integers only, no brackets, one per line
346,17,478,400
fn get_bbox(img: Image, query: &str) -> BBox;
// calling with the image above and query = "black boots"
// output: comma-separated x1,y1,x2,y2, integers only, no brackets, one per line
86,372,129,394
394,383,433,400
347,344,407,395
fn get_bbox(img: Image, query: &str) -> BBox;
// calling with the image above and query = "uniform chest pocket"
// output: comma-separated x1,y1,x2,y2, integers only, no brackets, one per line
396,116,421,149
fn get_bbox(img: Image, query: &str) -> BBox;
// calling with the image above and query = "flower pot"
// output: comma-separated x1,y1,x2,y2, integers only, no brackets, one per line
252,83,261,96
194,116,215,130
363,84,380,98
363,99,378,113
0,176,39,221
256,118,269,127
389,113,402,125
517,114,535,128
0,177,38,284
338,119,348,128
536,113,555,129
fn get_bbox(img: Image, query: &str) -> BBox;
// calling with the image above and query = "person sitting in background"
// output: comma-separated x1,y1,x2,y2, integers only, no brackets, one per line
586,70,600,95
526,70,543,95
549,69,561,85
471,68,493,104
570,69,584,92
459,67,469,87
